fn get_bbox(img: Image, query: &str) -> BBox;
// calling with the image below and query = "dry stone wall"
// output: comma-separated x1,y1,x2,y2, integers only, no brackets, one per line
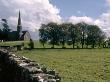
0,49,61,82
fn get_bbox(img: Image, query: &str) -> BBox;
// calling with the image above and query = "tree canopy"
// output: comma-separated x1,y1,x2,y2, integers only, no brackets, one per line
39,22,106,48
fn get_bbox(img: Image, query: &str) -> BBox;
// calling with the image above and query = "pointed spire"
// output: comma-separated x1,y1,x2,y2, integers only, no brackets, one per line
17,11,22,40
18,11,21,26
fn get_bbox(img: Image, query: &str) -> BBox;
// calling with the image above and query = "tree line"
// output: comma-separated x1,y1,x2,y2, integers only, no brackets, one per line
39,22,107,49
0,18,109,49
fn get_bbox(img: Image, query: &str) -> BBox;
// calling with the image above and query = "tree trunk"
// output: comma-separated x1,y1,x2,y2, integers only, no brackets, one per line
92,40,95,48
86,44,88,48
72,38,75,49
86,41,89,48
98,43,101,48
92,43,95,48
52,44,54,48
62,40,64,48
82,43,84,49
72,43,74,49
43,43,45,48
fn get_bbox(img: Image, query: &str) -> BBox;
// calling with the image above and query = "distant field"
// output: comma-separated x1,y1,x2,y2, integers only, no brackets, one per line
0,41,106,49
0,41,29,46
0,41,66,48
16,49,110,82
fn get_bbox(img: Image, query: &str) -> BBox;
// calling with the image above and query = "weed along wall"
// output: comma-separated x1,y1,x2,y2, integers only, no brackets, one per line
0,49,61,82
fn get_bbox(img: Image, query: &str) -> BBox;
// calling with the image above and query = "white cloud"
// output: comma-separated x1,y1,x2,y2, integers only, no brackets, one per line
68,16,94,25
68,13,110,36
0,0,61,32
94,12,110,36
106,0,110,5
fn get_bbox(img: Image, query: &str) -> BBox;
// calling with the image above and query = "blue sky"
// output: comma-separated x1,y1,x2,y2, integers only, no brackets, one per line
50,0,107,19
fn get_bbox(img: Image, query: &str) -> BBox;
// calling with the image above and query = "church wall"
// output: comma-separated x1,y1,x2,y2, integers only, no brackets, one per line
23,32,31,41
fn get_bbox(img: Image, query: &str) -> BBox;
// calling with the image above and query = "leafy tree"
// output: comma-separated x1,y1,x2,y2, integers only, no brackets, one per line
76,22,88,48
0,28,3,41
107,37,110,48
1,19,10,41
87,25,104,48
29,38,34,49
47,22,60,48
84,24,92,48
97,32,106,48
67,23,78,48
39,24,48,48
59,23,69,48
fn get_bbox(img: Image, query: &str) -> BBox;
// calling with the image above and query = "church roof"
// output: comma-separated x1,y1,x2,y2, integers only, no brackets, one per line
8,31,29,41
21,31,28,38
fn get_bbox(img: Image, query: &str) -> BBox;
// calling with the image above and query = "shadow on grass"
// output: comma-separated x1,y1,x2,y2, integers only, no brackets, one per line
24,47,107,50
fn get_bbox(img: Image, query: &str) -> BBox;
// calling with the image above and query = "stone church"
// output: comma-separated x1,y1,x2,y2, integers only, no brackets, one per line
8,11,31,41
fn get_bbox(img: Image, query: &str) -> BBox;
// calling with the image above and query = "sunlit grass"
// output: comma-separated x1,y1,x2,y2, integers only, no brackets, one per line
16,49,110,82
1,41,110,82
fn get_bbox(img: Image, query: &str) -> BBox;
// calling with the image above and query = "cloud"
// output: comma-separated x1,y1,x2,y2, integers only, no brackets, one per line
66,0,110,37
67,12,110,36
68,16,94,25
0,0,61,32
94,12,110,36
106,0,110,5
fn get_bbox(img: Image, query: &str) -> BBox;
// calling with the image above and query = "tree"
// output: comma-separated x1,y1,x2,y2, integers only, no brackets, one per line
87,25,105,48
97,32,106,48
1,19,10,41
106,37,110,48
59,23,69,48
47,22,60,48
67,23,78,48
76,22,88,48
39,24,48,48
29,39,34,49
0,28,3,41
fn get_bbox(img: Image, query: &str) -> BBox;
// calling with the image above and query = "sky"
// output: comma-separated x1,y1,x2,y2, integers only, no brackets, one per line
50,0,106,19
0,0,110,39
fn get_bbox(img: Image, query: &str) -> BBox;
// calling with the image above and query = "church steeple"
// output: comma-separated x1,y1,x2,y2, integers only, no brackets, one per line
17,11,22,31
17,11,22,40
18,11,21,26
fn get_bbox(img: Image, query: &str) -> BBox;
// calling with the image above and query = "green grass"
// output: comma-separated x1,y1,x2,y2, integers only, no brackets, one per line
0,41,30,46
0,40,102,49
0,41,110,82
16,49,110,82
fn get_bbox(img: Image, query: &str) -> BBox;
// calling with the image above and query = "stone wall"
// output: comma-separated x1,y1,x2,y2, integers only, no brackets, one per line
0,49,61,82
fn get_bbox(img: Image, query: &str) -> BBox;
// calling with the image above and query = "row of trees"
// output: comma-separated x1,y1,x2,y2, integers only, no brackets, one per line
39,22,106,48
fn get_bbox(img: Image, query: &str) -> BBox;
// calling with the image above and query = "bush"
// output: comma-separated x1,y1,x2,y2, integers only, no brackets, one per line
28,39,34,49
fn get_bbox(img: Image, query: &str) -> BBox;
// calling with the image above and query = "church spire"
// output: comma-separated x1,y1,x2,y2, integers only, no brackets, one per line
17,11,22,40
18,11,21,26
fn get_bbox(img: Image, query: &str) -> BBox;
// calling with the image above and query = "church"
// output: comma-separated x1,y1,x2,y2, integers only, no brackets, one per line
8,11,31,41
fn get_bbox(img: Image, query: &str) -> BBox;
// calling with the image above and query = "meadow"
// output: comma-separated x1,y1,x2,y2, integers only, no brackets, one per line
0,41,110,82
16,48,110,82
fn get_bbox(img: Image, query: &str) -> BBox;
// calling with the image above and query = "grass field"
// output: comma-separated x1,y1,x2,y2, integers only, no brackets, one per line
15,49,110,82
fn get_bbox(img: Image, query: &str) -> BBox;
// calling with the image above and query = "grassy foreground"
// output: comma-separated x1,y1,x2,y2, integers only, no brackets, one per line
15,49,110,82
